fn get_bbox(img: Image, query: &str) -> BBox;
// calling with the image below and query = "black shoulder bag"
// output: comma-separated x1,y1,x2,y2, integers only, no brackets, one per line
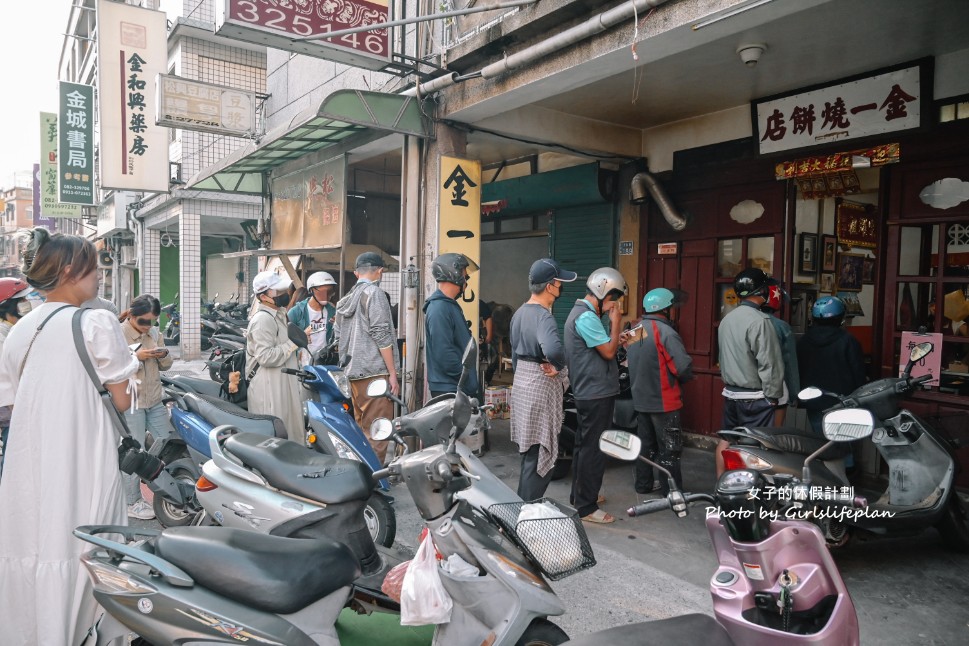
72,308,165,481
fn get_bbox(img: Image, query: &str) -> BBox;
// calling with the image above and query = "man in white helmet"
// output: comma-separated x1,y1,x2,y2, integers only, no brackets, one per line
564,267,627,524
288,271,338,362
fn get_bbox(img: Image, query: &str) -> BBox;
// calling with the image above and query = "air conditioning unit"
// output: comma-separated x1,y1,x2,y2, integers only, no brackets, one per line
120,245,137,267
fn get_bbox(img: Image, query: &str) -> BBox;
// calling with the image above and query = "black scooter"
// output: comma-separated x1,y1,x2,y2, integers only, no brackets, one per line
720,341,969,550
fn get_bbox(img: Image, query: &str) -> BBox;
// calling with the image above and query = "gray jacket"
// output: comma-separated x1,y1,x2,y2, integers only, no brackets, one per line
717,301,784,400
334,280,399,380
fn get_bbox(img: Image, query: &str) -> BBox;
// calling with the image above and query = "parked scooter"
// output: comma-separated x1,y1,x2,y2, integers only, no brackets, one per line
719,341,969,550
160,293,179,346
366,339,594,645
562,418,867,646
75,524,362,645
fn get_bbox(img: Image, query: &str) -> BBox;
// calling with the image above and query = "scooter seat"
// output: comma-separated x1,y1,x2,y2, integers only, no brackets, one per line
154,526,359,614
766,427,849,459
164,375,224,399
561,614,734,646
185,393,285,438
225,432,373,504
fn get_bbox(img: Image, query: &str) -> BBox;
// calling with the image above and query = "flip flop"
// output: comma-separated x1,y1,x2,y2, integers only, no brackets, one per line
582,509,615,524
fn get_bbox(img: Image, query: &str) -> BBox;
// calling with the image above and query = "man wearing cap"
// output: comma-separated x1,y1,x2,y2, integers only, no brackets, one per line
716,268,784,476
509,258,576,501
334,252,400,464
424,253,480,398
624,288,694,495
288,271,338,362
246,271,304,442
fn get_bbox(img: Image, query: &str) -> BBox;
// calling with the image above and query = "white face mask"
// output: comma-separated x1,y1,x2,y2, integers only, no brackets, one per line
16,299,37,317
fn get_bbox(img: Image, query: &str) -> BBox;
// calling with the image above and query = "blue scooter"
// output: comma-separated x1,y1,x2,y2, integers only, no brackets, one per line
155,365,396,547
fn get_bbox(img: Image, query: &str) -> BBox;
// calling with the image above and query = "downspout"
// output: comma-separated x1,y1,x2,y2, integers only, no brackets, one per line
630,172,687,231
404,0,672,97
401,136,422,411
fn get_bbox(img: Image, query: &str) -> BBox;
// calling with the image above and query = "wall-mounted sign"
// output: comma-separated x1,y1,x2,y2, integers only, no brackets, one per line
657,242,678,255
39,112,81,217
439,156,481,341
271,155,347,250
156,74,256,137
619,241,634,256
97,0,169,192
57,82,96,205
32,164,58,231
754,60,931,155
216,0,390,71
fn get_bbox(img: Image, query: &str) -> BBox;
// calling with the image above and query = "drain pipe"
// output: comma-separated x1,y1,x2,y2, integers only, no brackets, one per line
404,0,671,97
630,172,687,231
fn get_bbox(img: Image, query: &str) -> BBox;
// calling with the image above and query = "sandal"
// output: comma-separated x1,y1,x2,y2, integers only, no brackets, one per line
581,509,615,524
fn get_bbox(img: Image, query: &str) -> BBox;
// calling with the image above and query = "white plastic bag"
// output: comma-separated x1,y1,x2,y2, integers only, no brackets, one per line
441,553,480,577
400,534,453,625
517,501,583,574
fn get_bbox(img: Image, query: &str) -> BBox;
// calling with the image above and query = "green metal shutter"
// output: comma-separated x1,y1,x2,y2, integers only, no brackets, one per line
550,204,617,330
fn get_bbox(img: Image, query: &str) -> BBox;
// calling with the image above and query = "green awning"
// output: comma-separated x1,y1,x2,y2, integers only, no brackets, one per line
185,90,430,194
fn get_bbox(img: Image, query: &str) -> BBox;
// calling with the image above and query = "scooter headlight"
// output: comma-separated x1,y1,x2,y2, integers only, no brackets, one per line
329,370,352,399
328,432,362,462
82,555,157,594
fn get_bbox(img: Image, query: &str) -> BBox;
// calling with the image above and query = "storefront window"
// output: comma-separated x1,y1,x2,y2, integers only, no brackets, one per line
896,281,933,331
748,237,774,275
717,239,742,277
943,222,969,277
715,235,778,321
897,225,937,276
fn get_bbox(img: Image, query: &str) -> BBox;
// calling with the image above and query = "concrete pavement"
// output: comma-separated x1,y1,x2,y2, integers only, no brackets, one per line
161,358,969,644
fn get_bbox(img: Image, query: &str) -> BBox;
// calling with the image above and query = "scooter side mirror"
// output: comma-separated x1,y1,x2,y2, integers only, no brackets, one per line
909,341,933,363
822,408,874,442
286,322,309,349
599,430,641,461
798,387,823,401
370,418,393,441
367,379,389,398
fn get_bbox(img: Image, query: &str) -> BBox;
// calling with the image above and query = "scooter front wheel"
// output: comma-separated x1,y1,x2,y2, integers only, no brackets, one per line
515,618,568,646
365,493,397,548
153,459,201,528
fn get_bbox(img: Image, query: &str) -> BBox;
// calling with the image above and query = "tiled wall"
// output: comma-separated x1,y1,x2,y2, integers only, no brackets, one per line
178,210,202,358
142,227,162,297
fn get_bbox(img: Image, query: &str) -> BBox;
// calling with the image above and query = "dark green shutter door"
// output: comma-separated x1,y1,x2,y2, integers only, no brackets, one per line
550,204,616,330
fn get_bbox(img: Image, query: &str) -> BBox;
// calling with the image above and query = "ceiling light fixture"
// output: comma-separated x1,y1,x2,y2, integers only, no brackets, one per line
737,43,766,67
693,0,775,31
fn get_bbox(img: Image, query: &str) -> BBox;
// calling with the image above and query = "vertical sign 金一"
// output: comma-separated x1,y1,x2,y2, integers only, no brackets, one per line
57,82,96,205
39,113,80,218
439,156,481,341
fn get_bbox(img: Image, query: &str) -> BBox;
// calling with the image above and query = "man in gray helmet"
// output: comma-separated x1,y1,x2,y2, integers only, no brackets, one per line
423,252,480,398
564,267,627,524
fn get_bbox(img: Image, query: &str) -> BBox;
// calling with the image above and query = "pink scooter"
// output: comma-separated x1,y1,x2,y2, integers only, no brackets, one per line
564,409,871,646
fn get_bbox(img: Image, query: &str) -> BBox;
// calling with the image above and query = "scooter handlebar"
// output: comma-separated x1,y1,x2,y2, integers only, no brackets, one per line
281,368,302,376
628,498,672,517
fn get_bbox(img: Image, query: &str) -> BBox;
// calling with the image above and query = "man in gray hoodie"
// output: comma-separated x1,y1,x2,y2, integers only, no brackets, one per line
334,252,400,463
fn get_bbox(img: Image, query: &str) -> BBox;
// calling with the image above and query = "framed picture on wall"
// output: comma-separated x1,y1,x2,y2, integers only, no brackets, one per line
798,233,818,274
821,235,837,272
820,273,835,293
862,258,876,284
837,253,865,292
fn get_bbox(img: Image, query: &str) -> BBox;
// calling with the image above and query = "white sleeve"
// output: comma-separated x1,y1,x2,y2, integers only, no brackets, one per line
83,309,140,385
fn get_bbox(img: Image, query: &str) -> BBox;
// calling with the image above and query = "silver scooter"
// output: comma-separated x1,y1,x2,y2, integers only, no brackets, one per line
75,524,358,645
366,339,595,645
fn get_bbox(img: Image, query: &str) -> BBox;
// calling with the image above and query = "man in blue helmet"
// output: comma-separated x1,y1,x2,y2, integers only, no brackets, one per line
797,295,866,435
624,287,694,494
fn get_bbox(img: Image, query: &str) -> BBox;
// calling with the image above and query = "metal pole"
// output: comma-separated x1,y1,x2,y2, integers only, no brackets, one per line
294,0,536,42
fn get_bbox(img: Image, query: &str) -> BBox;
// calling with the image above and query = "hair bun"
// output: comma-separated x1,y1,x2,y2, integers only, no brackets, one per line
21,227,52,275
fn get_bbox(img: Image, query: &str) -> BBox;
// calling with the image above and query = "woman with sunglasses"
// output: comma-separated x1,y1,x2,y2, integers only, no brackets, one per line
119,294,175,520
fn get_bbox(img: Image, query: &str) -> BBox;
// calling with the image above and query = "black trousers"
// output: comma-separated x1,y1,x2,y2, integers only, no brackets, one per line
518,444,553,502
571,397,614,517
636,410,683,495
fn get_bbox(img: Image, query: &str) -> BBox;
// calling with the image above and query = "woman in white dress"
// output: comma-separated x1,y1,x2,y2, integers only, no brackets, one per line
0,228,139,645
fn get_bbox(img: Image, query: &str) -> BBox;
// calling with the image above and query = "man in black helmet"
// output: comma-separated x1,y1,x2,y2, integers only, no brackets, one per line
424,252,480,398
716,268,784,476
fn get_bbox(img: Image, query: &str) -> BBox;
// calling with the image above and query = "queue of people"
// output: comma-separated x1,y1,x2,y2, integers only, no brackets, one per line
0,231,871,641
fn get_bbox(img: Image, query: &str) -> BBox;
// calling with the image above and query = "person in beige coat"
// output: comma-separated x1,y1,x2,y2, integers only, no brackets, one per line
246,271,304,442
